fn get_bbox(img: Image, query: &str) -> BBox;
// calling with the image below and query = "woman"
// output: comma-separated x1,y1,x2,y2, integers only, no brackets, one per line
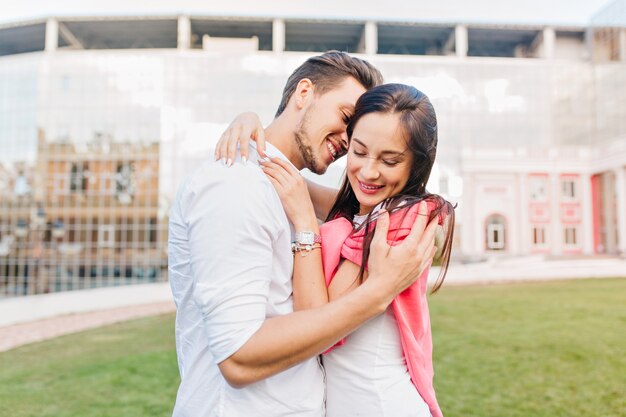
218,84,454,417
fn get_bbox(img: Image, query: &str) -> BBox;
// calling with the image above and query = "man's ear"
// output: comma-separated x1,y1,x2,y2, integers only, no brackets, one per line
294,78,315,110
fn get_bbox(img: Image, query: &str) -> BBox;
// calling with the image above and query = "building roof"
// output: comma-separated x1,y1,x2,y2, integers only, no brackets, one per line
0,0,616,27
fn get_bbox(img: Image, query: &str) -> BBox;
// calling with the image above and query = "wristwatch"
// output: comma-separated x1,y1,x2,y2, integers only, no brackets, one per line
293,231,322,245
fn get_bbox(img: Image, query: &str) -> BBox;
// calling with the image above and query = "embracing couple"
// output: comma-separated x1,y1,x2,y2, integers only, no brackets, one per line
168,51,455,417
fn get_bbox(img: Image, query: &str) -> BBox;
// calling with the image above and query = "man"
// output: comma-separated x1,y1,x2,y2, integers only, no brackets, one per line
168,51,438,417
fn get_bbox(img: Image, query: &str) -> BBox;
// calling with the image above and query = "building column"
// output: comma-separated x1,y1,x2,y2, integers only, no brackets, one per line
45,18,58,52
542,27,555,59
615,166,626,255
619,28,626,63
549,173,562,256
580,173,594,255
518,172,530,254
364,21,377,55
273,19,285,53
460,173,476,256
455,25,468,58
177,16,191,50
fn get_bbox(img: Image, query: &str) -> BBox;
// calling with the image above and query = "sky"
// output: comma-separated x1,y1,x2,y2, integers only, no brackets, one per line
0,0,618,26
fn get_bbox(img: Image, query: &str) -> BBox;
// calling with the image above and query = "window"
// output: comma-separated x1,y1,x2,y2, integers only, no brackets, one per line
562,180,576,199
98,225,115,248
564,227,577,246
485,214,506,250
115,163,134,204
532,226,546,245
115,163,134,193
149,218,157,243
70,163,88,192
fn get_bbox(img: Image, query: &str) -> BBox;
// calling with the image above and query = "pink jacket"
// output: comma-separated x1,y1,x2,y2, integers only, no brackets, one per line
319,203,443,417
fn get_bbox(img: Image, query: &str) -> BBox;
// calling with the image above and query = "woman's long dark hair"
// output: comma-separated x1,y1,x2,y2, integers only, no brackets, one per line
326,83,455,293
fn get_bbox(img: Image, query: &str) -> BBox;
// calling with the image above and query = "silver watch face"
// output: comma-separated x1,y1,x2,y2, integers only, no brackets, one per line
296,231,315,245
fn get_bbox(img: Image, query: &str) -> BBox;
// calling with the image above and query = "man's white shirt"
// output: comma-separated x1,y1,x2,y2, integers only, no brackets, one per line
168,142,325,417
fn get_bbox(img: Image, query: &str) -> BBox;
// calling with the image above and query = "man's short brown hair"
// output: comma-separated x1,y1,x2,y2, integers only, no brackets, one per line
275,51,383,117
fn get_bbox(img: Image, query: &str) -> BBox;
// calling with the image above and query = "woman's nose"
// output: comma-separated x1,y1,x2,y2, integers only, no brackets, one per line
360,160,380,180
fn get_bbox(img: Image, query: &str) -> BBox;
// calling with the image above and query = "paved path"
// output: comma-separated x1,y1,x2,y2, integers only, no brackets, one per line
0,282,174,327
1,256,623,353
0,301,175,352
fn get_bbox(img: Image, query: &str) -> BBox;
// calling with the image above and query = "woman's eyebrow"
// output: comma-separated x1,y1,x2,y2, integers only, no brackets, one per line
352,138,406,156
380,150,406,157
352,138,368,148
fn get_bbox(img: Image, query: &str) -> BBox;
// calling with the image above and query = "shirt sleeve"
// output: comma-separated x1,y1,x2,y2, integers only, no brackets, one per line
182,165,282,363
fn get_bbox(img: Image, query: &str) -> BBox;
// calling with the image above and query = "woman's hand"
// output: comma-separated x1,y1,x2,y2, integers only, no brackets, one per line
261,157,317,229
367,204,438,300
214,112,266,166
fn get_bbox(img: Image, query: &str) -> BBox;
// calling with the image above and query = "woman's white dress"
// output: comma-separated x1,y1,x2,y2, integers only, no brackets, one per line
323,308,431,417
322,212,431,417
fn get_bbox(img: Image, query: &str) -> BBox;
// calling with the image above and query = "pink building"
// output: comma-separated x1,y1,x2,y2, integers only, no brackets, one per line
461,140,626,257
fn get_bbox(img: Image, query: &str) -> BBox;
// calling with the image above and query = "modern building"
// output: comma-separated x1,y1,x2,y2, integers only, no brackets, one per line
0,132,164,296
0,1,624,296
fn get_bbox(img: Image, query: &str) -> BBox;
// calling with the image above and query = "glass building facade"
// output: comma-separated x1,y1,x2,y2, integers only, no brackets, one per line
0,13,625,297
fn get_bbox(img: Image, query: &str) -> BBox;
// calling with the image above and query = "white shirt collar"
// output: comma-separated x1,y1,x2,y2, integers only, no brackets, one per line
248,140,298,171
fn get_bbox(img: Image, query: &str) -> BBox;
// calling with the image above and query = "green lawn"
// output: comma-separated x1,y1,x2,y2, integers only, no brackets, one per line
1,278,624,417
431,278,626,417
0,315,179,417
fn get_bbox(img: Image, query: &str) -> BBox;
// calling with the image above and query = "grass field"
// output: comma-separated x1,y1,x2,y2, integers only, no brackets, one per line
0,278,624,417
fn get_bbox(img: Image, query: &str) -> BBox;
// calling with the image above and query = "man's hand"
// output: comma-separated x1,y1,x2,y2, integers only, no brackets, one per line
367,202,438,302
214,112,266,166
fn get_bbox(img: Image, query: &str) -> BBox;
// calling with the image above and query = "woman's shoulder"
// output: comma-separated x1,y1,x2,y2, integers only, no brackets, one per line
388,198,447,228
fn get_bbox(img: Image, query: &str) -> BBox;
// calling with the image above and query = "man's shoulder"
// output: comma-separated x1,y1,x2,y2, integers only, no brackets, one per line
171,159,284,235
182,159,269,194
173,159,279,220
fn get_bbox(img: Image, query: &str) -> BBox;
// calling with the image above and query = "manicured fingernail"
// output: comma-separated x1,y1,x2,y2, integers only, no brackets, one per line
227,158,232,167
221,157,226,166
242,156,248,165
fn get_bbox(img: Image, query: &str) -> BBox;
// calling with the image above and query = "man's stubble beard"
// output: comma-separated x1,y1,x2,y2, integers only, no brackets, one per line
294,109,327,175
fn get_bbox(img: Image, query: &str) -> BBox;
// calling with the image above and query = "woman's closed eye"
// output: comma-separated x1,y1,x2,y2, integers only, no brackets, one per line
382,159,401,166
352,148,402,165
